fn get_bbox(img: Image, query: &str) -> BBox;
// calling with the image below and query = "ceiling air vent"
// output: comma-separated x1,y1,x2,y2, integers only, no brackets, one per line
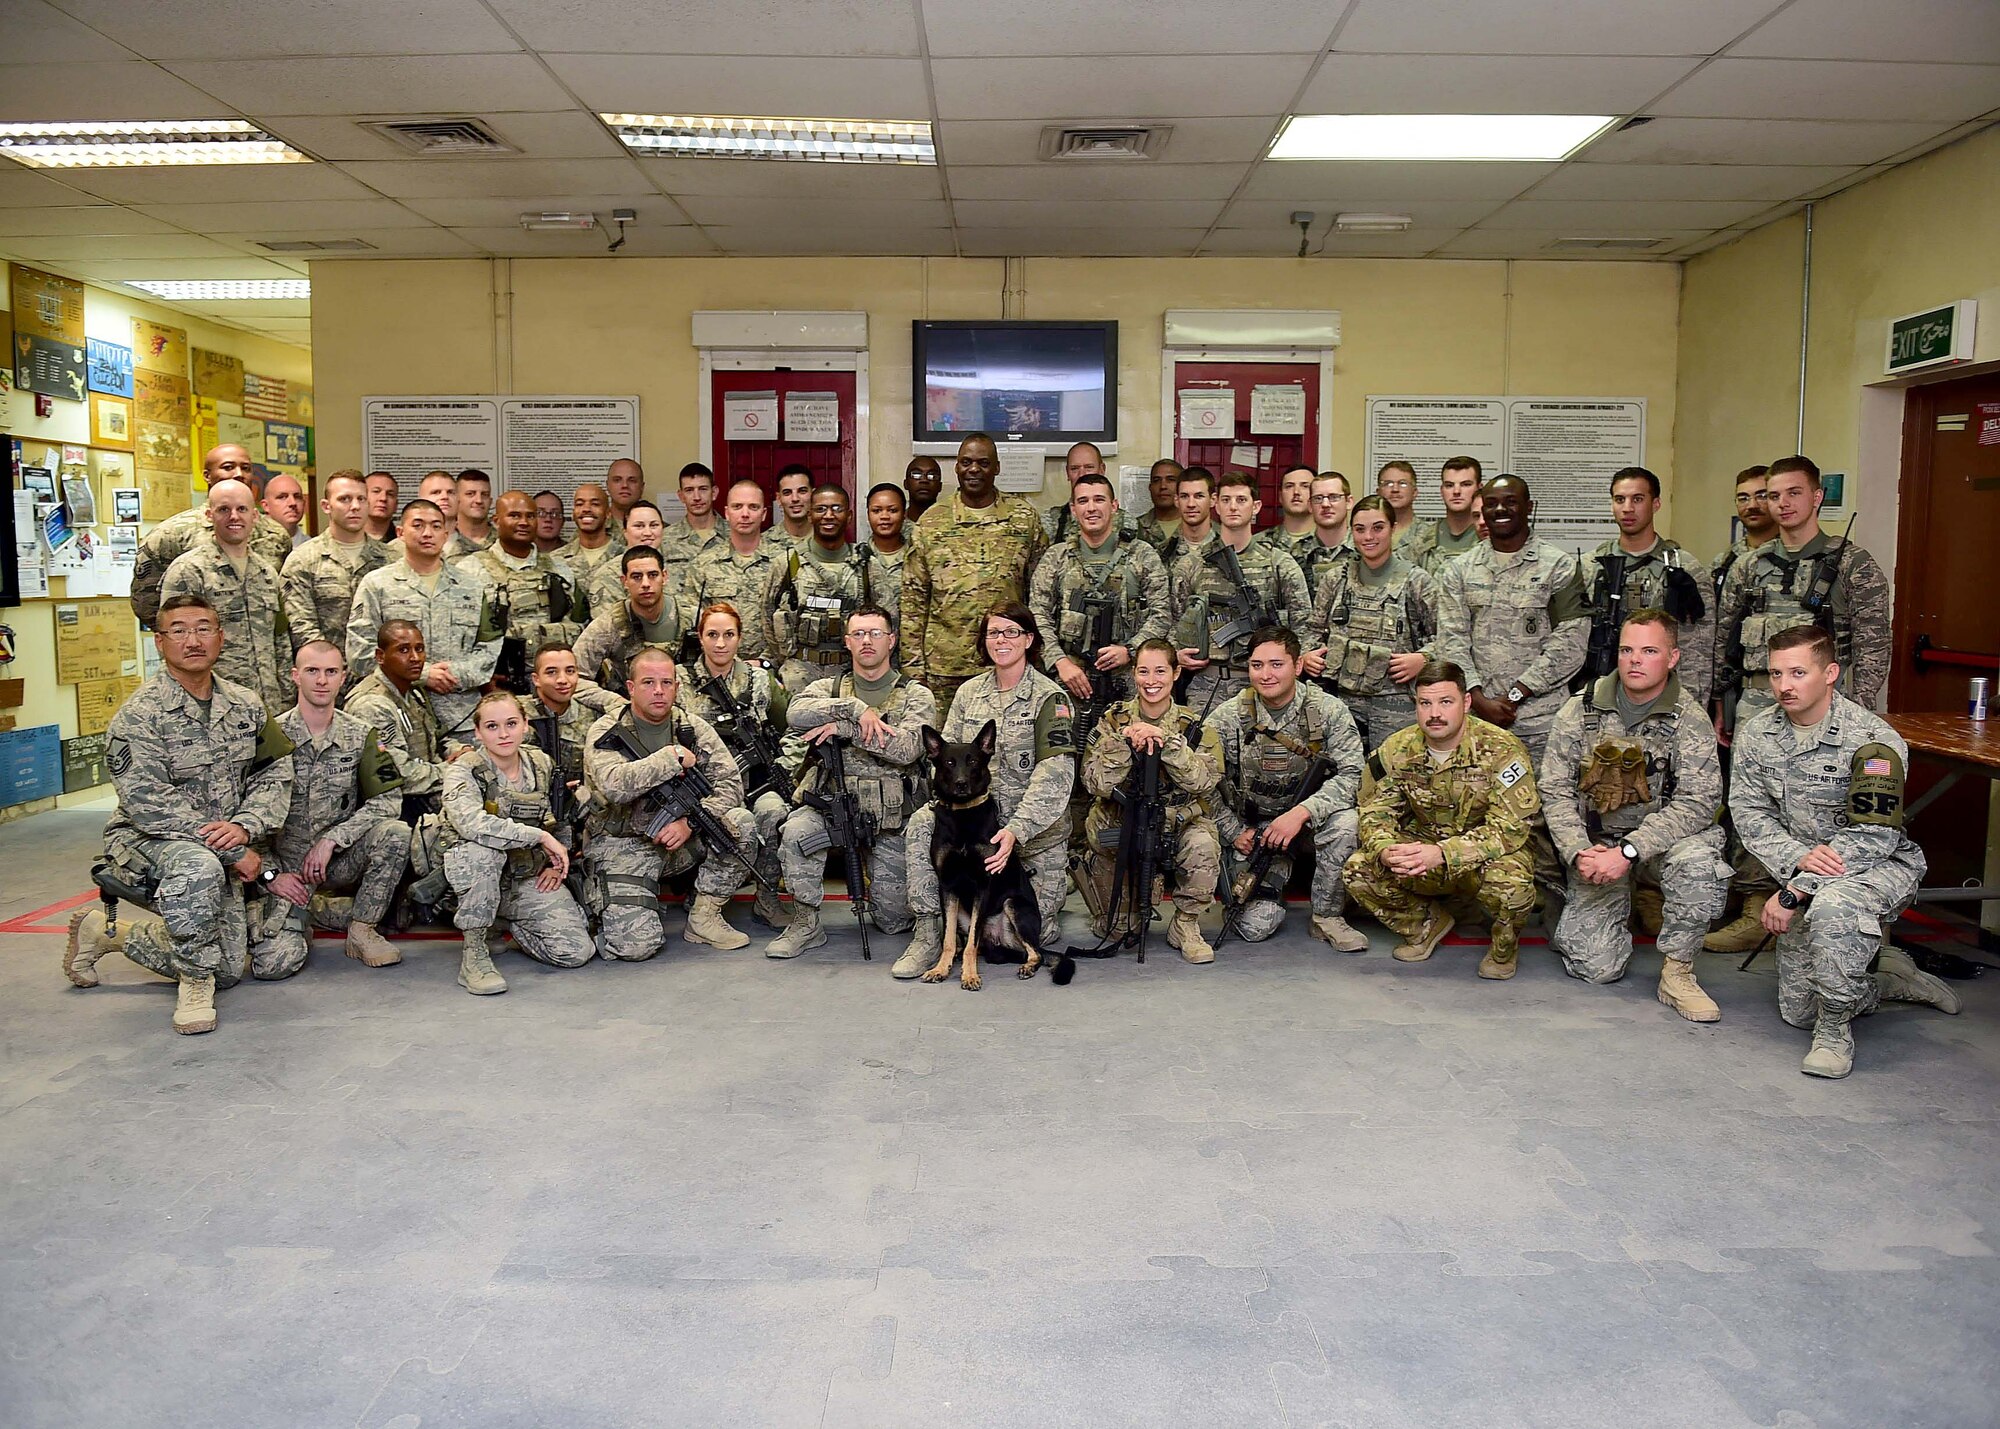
1037,125,1171,161
360,118,518,156
1548,236,1666,251
255,238,379,253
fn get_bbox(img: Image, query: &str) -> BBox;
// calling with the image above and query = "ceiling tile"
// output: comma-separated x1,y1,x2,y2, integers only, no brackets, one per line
1650,58,2000,122
1527,161,1858,200
485,0,922,56
545,54,930,120
947,164,1249,201
1298,54,1701,113
256,111,627,163
332,157,648,199
957,227,1210,256
398,194,690,228
446,225,719,257
161,54,572,116
133,198,434,231
1199,227,1465,256
932,55,1312,120
0,61,235,121
58,163,379,204
1219,198,1503,229
1578,115,1957,166
1477,197,1774,228
208,227,486,257
0,206,182,237
49,0,524,58
1333,0,1784,56
637,156,945,199
1434,228,1705,256
5,0,136,61
675,195,951,227
692,224,955,256
953,197,1224,227
2,232,250,260
1731,0,2000,63
0,166,104,207
924,0,1338,57
937,118,1279,167
1240,160,1558,201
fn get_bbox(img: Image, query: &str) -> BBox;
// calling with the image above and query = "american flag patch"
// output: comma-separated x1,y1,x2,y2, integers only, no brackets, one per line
1863,758,1891,776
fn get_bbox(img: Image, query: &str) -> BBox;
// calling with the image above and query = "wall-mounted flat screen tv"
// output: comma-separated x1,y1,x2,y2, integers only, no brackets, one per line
913,320,1117,445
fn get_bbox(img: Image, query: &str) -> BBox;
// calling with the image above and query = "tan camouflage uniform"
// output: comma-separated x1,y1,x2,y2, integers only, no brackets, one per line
279,531,391,656
760,526,807,560
443,528,494,562
1302,552,1441,750
440,746,593,966
1284,532,1354,607
1580,537,1717,706
900,493,1049,717
1078,698,1225,928
1168,537,1312,711
1402,517,1483,578
773,540,886,695
683,541,789,661
1028,531,1171,707
1435,539,1591,765
1716,531,1891,720
522,694,602,845
557,532,629,614
455,544,586,689
862,539,907,629
345,558,501,735
677,658,796,901
1134,509,1179,555
130,507,292,627
160,539,293,715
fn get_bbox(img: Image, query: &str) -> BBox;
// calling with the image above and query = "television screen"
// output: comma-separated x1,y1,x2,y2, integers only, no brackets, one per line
914,321,1117,444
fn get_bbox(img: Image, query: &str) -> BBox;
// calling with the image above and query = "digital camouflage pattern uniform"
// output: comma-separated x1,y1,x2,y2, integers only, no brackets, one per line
522,693,602,849
1579,537,1717,706
345,558,501,735
1029,531,1171,707
130,506,293,627
440,746,593,967
1716,531,1891,720
1436,539,1591,764
780,671,938,932
1402,517,1483,578
1345,718,1540,956
900,493,1049,716
100,672,293,987
582,707,759,960
1208,685,1364,941
683,540,789,661
1284,532,1354,608
443,527,494,562
557,532,628,613
905,666,1077,948
677,657,797,905
774,541,885,696
1168,537,1312,711
344,669,453,897
160,539,293,715
1134,508,1179,555
652,520,716,587
279,531,391,657
1541,676,1729,982
455,545,586,687
760,526,808,560
573,600,686,704
1078,699,1225,930
1303,552,1441,751
249,706,409,979
862,539,907,629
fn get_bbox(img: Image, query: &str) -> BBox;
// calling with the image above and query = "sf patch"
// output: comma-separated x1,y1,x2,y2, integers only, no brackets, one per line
1846,741,1905,828
1496,758,1528,789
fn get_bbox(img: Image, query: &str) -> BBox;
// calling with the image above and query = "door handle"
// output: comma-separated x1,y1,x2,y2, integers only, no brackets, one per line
1913,634,2000,670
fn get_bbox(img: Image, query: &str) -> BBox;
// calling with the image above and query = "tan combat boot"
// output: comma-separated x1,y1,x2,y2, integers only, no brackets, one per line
1876,945,1963,1014
684,893,750,950
1391,907,1455,963
892,916,942,979
345,921,403,968
1310,913,1371,954
457,928,508,995
1477,921,1520,980
1702,894,1769,953
64,906,122,988
1167,911,1214,964
1802,1011,1854,1078
1657,958,1721,1022
173,973,217,1034
751,882,791,931
765,907,826,959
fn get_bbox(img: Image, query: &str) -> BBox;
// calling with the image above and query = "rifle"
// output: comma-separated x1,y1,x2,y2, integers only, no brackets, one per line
1215,750,1331,951
1577,552,1628,690
596,723,776,892
1067,741,1170,964
489,588,531,693
1797,515,1856,633
1069,592,1121,755
1204,541,1274,655
697,666,795,802
529,708,578,837
799,736,876,960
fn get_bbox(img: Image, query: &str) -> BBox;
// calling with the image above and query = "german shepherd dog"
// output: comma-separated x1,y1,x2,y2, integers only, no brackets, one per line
921,721,1075,990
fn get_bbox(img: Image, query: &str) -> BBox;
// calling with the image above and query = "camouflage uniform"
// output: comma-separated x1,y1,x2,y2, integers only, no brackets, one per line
345,558,501,735
1729,695,1925,1028
1028,531,1171,708
1435,539,1591,765
904,667,1077,948
100,673,293,987
248,706,410,979
344,672,453,900
443,527,494,562
1156,525,1214,577
760,526,808,559
862,540,907,630
279,532,391,656
1542,676,1729,982
1134,509,1179,555
683,541,788,661
573,600,686,704
652,520,716,586
1169,537,1312,711
1345,718,1540,944
1209,685,1364,940
1287,533,1354,607
677,658,797,900
1579,537,1717,706
1303,553,1441,751
130,507,293,627
780,672,938,931
439,747,594,967
773,541,886,695
900,494,1049,716
1716,531,1891,719
1078,698,1225,927
557,531,628,606
1403,517,1483,578
160,539,293,715
522,694,601,847
455,545,586,689
582,708,759,960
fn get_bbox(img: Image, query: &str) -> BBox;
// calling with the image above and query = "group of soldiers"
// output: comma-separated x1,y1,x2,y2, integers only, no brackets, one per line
64,435,1957,1080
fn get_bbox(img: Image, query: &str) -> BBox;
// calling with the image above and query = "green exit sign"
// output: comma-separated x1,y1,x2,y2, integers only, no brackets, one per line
1885,300,1976,375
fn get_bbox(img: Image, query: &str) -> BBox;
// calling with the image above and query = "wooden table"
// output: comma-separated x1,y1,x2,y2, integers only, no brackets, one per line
1885,712,2000,913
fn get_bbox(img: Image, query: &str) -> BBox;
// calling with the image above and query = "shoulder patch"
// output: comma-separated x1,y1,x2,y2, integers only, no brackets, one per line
1846,740,1905,829
107,736,133,779
357,730,405,800
1367,750,1386,783
1496,758,1528,789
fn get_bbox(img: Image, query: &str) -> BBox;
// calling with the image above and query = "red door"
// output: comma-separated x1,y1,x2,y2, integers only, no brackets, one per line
710,369,859,539
1172,361,1321,530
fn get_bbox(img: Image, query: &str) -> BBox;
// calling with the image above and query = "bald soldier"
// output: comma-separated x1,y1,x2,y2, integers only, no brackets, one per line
261,472,307,547
454,491,585,693
682,481,789,662
130,443,293,626
605,457,645,532
160,478,292,715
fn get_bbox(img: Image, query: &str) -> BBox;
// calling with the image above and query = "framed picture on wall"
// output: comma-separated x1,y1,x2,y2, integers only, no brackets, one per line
89,393,133,450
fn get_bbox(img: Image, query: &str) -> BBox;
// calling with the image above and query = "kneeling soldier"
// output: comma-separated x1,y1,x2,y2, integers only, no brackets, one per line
1345,661,1539,977
65,595,294,1034
1730,625,1957,1078
1541,610,1728,1019
1078,639,1226,962
768,605,937,957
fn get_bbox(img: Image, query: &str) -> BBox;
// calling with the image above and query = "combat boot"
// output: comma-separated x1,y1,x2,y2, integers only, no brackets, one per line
751,883,792,931
457,928,507,995
1391,907,1454,962
1657,958,1721,1022
1477,921,1519,980
684,893,750,950
1310,913,1371,953
765,907,826,959
1702,895,1769,953
1802,1011,1855,1078
892,915,942,979
1167,911,1214,964
64,906,122,988
344,921,403,968
173,974,217,1034
1629,885,1665,935
1876,945,1962,1014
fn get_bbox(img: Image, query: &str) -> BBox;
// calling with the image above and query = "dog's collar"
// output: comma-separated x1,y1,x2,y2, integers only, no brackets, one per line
939,793,993,811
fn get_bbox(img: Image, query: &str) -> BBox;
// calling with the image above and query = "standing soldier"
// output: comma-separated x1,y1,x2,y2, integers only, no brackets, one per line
556,483,625,610
1710,464,1775,606
900,432,1050,718
1078,640,1226,963
363,471,400,543
444,469,496,560
1291,472,1355,598
583,647,763,958
1135,458,1184,553
573,545,685,700
64,595,293,1035
1541,611,1728,1021
604,458,645,532
1730,625,1958,1077
774,484,883,694
1404,457,1485,575
1042,441,1137,542
767,606,937,958
1156,465,1216,569
684,480,789,662
1029,472,1171,721
766,465,816,553
1345,662,1540,978
861,483,910,628
456,491,586,694
130,444,292,627
161,478,292,715
280,469,390,659
1208,628,1368,951
532,490,567,553
1302,494,1440,751
1255,464,1321,563
1577,467,1714,706
656,463,721,581
1375,461,1420,546
902,455,942,525
1169,470,1311,712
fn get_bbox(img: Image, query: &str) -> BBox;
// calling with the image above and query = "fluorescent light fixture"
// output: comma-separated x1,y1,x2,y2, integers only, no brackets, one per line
1270,114,1615,162
601,113,934,165
0,120,311,169
520,212,597,230
1335,212,1413,233
125,280,310,300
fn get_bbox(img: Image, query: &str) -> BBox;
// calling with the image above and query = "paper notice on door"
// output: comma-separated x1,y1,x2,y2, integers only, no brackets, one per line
1978,402,2000,446
1250,384,1305,435
784,392,840,443
723,391,779,441
1178,390,1235,439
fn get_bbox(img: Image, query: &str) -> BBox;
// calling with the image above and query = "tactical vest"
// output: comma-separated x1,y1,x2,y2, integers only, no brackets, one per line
1740,546,1847,672
448,749,558,879
1103,702,1209,817
1235,690,1328,821
788,547,874,667
1323,567,1428,696
585,713,691,842
1194,547,1295,665
596,603,680,693
1574,689,1679,839
681,661,770,771
802,674,926,833
1059,544,1144,653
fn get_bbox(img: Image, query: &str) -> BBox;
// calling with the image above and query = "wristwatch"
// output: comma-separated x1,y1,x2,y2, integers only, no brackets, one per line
1507,685,1527,703
1619,840,1640,862
1776,887,1807,910
257,866,279,887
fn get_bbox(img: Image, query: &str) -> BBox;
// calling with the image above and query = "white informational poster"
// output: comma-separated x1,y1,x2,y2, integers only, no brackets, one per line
995,443,1045,494
1117,464,1152,516
1178,389,1236,440
499,398,641,511
784,392,840,443
362,398,501,481
723,391,779,441
1250,383,1306,435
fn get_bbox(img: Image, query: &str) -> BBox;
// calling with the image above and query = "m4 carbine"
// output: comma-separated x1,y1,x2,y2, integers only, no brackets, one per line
799,735,876,960
1216,750,1331,951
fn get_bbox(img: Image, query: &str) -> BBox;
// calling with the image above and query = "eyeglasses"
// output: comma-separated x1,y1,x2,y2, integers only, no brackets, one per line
984,625,1027,641
160,624,219,641
1311,493,1345,504
847,629,891,643
1734,492,1767,503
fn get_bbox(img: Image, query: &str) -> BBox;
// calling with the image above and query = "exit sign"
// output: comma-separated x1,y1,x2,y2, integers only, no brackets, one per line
1885,300,1976,376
